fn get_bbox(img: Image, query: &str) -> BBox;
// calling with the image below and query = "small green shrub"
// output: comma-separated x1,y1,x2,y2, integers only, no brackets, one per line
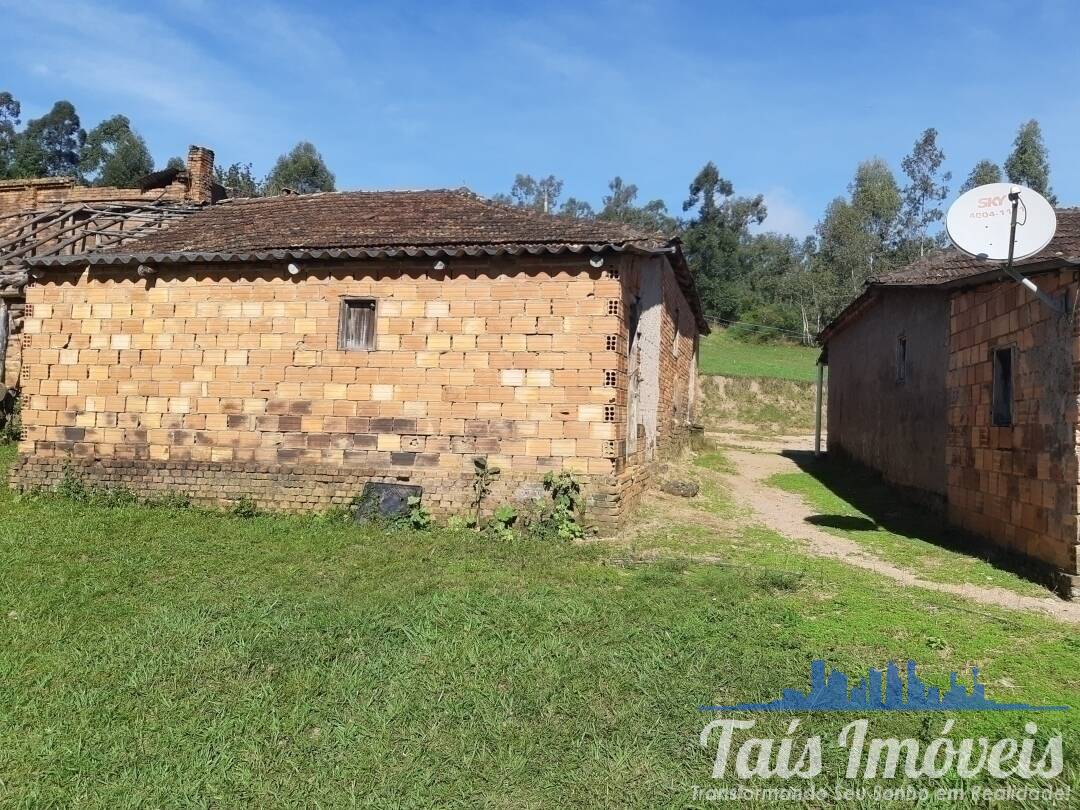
53,464,150,508
57,462,89,502
486,503,519,541
402,495,433,530
230,497,260,518
531,471,585,541
471,456,499,525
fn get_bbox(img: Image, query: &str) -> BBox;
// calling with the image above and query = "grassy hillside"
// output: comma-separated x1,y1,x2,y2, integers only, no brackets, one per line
696,329,823,432
698,375,819,433
698,329,820,381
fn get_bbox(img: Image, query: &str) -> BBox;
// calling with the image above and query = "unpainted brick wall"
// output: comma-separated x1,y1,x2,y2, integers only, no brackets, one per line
0,146,215,393
0,146,213,215
946,269,1080,579
0,177,191,217
12,255,670,524
657,262,697,450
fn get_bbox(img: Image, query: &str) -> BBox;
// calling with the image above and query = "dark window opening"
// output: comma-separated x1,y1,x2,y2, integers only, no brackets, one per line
896,336,907,383
338,298,377,351
992,347,1013,426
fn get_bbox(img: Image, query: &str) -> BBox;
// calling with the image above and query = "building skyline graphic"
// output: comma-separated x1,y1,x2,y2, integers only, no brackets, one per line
700,660,1068,712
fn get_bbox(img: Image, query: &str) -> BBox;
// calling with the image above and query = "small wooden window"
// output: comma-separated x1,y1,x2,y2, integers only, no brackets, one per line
896,336,907,383
338,298,377,350
992,347,1013,427
673,308,681,357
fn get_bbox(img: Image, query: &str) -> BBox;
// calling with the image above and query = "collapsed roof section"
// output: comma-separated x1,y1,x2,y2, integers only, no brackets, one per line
0,145,217,298
0,200,201,297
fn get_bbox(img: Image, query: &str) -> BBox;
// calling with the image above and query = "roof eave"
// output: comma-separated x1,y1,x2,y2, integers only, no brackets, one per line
819,257,1080,343
22,240,676,269
932,257,1080,289
817,287,879,345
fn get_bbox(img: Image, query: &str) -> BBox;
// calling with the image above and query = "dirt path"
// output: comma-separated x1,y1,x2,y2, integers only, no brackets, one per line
712,434,1080,625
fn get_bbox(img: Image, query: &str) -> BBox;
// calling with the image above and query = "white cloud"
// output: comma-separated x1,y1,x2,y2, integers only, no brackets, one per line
753,187,814,238
0,0,363,149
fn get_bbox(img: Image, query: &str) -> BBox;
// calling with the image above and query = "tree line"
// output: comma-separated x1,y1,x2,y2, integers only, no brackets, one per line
0,91,336,197
1,90,1058,342
493,119,1056,343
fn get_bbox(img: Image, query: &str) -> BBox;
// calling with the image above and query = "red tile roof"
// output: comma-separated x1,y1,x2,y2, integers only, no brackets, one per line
20,188,709,332
872,208,1080,286
97,188,666,255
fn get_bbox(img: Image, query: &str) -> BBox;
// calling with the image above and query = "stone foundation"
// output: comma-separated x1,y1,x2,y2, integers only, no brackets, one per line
10,454,645,530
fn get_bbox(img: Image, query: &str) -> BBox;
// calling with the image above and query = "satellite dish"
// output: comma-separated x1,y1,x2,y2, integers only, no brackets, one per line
946,183,1056,262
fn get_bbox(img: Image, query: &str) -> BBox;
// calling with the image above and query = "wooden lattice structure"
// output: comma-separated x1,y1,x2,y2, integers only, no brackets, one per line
0,200,201,393
1,200,198,285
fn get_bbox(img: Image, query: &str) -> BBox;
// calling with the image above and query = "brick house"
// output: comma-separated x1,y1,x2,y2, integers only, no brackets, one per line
820,209,1080,597
11,189,707,526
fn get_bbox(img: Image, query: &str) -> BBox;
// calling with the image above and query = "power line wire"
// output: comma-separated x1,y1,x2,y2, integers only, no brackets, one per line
704,316,809,338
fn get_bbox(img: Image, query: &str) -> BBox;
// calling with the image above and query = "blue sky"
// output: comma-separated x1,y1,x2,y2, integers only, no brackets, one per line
2,0,1077,237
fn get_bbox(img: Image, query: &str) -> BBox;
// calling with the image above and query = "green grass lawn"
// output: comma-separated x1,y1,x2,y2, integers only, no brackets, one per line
766,459,1051,598
1,444,1077,807
698,329,821,382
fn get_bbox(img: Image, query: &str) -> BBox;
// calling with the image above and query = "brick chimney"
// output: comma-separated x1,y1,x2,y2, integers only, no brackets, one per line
185,145,215,204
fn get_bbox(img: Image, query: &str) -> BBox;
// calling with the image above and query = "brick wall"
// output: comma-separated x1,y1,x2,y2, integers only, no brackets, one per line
0,146,215,393
827,288,950,500
0,145,213,215
946,268,1079,588
0,177,190,216
12,255,663,524
657,261,697,450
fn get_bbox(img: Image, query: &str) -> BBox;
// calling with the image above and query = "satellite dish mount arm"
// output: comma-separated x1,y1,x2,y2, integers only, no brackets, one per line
1001,188,1066,315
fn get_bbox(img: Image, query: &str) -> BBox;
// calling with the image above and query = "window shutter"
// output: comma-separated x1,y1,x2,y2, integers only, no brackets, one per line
339,299,376,350
991,347,1013,426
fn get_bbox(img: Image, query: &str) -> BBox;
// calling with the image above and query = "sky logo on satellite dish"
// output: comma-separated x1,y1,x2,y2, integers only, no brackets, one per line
700,660,1068,712
946,182,1057,262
